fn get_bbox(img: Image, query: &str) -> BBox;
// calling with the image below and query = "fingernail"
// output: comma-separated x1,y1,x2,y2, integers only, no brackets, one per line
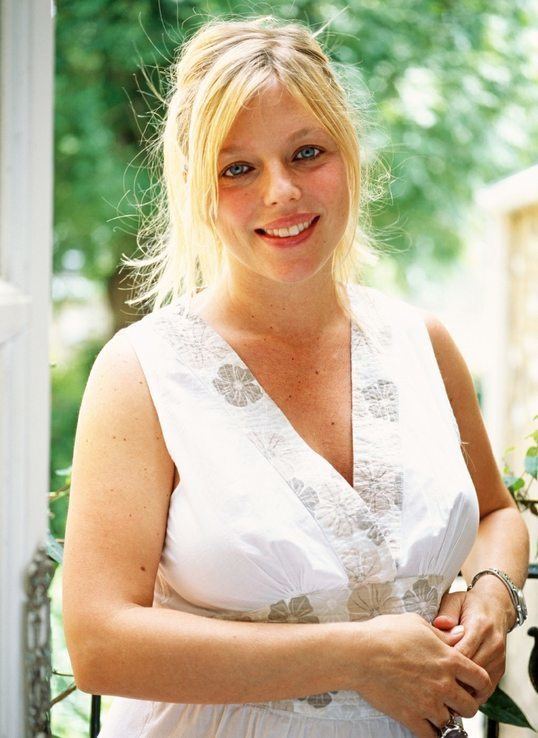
450,625,464,634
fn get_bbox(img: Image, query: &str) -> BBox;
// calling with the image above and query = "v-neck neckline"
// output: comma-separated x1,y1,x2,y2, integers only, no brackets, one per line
181,282,360,495
157,281,400,583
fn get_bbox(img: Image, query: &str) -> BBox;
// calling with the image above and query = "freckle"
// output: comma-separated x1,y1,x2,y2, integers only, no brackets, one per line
128,513,132,517
331,421,335,425
123,437,127,441
288,394,292,399
112,435,116,439
140,566,146,572
315,370,319,374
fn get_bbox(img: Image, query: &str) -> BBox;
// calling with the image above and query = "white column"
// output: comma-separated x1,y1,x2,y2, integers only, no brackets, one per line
0,1,55,736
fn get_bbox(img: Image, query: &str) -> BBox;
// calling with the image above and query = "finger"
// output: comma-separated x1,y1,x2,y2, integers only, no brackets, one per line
434,593,464,625
426,706,452,732
452,629,483,661
475,657,504,700
432,614,459,629
445,683,481,718
408,718,439,738
456,658,492,702
431,624,465,646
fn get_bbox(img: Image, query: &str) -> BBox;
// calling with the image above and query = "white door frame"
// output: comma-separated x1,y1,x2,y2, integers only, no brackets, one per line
0,1,55,736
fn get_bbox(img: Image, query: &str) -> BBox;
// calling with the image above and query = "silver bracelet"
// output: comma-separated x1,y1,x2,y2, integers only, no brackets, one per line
466,567,527,633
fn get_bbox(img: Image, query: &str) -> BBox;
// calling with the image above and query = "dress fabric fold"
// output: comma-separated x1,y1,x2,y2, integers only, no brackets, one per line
97,283,479,737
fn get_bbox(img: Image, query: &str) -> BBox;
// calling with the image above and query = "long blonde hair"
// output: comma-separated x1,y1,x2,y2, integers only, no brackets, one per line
121,15,383,322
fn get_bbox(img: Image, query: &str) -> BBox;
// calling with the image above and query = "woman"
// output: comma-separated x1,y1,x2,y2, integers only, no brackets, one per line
62,16,529,738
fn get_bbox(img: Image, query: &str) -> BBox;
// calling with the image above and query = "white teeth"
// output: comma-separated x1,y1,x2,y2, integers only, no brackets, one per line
264,218,314,238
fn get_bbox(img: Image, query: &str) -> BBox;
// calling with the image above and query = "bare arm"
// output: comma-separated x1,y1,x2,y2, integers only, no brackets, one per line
62,330,353,701
423,311,530,624
423,311,529,638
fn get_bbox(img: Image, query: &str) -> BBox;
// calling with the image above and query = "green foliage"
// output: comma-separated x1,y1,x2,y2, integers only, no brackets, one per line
480,685,535,730
49,337,103,539
54,0,538,297
503,415,538,521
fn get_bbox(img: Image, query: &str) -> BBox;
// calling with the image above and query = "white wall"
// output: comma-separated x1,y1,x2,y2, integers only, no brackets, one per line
0,1,55,736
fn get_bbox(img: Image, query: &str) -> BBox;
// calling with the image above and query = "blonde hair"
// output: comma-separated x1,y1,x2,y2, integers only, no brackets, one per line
121,15,383,326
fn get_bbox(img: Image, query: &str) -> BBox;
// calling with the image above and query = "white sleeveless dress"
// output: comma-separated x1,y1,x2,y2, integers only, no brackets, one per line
97,283,479,738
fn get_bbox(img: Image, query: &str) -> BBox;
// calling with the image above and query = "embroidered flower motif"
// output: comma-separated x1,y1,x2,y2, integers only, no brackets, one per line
268,595,319,624
403,578,440,621
216,612,254,622
247,431,297,477
360,379,399,422
287,477,319,512
339,546,383,585
153,310,229,369
297,691,339,708
315,494,363,538
355,515,386,547
308,590,349,623
188,323,230,368
347,582,405,621
354,462,404,514
213,364,263,407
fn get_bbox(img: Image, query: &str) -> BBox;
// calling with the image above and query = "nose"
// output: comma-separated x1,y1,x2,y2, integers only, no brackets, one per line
262,162,301,206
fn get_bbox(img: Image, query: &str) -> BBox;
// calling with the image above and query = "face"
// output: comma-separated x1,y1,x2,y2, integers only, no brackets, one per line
214,80,350,285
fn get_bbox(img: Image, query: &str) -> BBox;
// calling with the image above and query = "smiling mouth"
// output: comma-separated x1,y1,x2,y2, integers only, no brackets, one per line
255,215,320,238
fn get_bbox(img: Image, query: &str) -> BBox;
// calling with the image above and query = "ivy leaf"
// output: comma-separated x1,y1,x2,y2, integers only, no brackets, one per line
46,531,64,565
479,685,535,730
524,446,537,479
504,475,525,493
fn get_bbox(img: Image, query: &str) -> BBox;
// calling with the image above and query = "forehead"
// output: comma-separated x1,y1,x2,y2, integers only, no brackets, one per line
219,83,330,156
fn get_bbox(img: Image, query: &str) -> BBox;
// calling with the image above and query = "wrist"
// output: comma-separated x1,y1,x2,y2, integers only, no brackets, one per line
468,574,517,632
325,621,369,692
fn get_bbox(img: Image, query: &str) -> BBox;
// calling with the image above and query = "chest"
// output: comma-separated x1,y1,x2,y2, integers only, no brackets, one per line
227,334,354,487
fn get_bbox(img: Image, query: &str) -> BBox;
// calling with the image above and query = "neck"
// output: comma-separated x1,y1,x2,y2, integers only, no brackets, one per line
196,270,349,345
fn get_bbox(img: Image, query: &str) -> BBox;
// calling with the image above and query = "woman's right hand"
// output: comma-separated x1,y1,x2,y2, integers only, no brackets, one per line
348,612,492,738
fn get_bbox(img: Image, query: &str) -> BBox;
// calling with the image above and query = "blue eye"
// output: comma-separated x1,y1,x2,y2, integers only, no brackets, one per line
222,163,251,178
295,146,322,160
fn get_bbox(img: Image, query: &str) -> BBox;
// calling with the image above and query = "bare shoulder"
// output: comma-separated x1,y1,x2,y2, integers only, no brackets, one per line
62,328,175,677
420,310,515,518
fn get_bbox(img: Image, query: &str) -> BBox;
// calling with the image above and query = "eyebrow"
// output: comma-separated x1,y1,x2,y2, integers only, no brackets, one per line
219,127,329,156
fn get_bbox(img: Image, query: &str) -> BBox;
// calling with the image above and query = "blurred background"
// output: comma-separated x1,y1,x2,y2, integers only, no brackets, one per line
47,1,538,735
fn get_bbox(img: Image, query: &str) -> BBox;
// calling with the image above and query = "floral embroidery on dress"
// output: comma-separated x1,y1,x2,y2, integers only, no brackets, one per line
359,379,399,422
339,546,385,585
213,364,263,406
268,595,320,624
287,477,319,512
347,581,405,621
354,461,404,513
314,492,366,538
297,691,339,708
247,431,297,476
403,578,441,621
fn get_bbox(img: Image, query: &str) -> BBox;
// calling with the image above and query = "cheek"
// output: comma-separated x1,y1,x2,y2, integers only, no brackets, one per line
217,189,256,230
310,161,349,211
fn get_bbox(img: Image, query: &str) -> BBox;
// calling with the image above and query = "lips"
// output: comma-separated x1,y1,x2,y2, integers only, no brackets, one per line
256,212,320,233
255,215,320,248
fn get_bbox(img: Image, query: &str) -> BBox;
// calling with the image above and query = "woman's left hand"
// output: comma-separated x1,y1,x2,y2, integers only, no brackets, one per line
432,587,512,702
